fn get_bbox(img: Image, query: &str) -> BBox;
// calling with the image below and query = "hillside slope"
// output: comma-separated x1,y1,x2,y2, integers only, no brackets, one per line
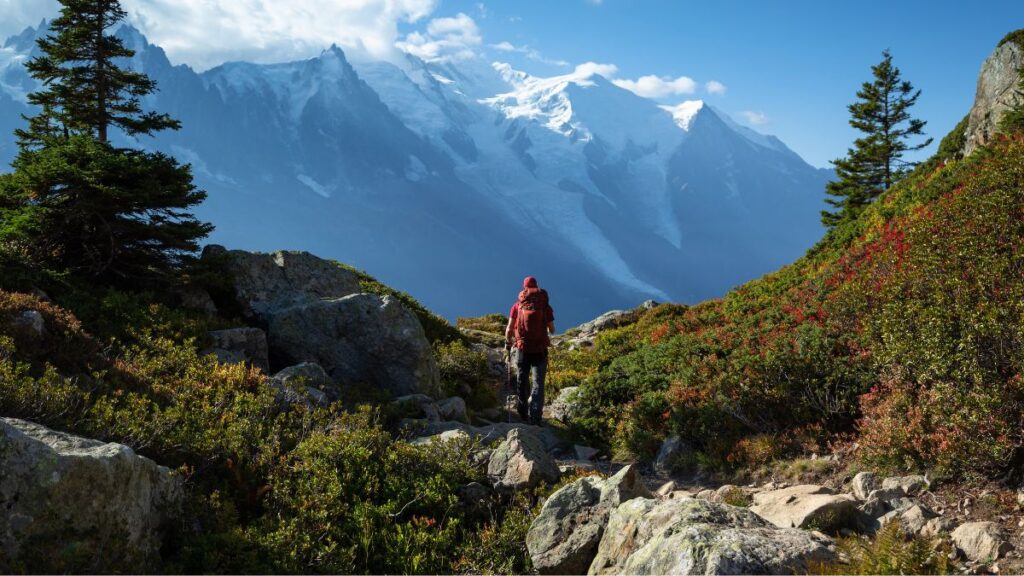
547,31,1024,483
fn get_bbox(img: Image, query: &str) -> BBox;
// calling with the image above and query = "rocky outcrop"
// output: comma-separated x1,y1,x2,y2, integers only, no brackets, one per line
964,38,1024,155
951,521,1013,564
527,465,651,574
850,471,878,500
487,428,560,492
270,362,336,407
546,386,581,424
589,497,837,575
205,247,440,397
750,485,859,530
0,418,182,572
207,327,270,372
558,301,657,350
269,293,440,397
206,245,361,319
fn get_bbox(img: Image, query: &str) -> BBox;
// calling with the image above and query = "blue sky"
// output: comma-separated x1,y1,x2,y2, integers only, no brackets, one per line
3,0,1021,168
421,0,1024,167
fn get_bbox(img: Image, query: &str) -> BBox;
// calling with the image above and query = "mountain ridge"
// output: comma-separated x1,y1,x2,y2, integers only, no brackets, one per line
0,21,831,326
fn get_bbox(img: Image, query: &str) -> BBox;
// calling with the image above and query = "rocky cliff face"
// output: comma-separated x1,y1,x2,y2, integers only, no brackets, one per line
964,36,1024,155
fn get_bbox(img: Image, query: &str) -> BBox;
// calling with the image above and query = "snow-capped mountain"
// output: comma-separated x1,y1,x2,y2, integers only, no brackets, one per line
0,22,832,326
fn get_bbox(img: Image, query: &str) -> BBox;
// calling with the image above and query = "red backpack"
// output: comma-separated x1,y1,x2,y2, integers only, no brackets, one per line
515,288,550,353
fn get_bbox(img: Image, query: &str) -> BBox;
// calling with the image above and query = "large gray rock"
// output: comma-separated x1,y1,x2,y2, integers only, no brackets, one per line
547,386,582,424
269,294,440,397
207,246,361,319
0,418,182,572
560,305,650,350
750,485,859,530
208,247,440,397
527,465,651,575
880,474,929,497
850,471,879,500
964,39,1024,156
487,428,560,492
270,362,336,408
207,327,270,373
951,521,1013,564
590,497,837,575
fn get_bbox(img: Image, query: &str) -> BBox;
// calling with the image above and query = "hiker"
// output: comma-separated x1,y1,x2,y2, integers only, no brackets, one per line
505,276,555,425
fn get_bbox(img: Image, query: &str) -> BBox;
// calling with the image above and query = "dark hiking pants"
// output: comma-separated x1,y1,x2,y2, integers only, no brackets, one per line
515,348,547,424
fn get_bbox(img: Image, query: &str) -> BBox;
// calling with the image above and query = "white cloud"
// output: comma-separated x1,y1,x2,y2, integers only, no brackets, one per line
741,110,768,125
573,61,619,79
0,0,58,39
705,80,727,95
489,41,569,67
396,12,482,62
2,0,439,71
612,74,697,98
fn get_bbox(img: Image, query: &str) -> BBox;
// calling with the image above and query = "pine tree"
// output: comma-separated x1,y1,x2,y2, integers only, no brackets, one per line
822,50,932,228
0,0,211,285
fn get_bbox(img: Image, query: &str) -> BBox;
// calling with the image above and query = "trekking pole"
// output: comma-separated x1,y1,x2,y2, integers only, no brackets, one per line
504,344,513,424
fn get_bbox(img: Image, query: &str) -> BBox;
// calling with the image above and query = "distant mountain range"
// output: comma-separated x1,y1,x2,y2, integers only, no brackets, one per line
0,21,832,326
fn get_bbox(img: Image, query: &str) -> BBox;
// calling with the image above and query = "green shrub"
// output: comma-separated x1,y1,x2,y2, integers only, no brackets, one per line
457,313,508,335
252,408,481,574
435,340,499,409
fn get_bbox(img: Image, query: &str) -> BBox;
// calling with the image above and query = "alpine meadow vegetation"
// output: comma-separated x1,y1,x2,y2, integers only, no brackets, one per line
547,75,1024,480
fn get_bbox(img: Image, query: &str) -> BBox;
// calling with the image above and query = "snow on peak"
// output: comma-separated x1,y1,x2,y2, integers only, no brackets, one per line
660,100,704,131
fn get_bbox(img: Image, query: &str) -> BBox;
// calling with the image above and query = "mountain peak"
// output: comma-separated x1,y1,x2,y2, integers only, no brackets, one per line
660,100,705,131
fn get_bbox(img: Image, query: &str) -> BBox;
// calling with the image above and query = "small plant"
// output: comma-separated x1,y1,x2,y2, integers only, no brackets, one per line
813,519,953,575
718,486,752,508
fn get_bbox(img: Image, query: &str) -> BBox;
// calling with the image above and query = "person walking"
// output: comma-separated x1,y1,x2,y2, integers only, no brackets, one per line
505,276,555,425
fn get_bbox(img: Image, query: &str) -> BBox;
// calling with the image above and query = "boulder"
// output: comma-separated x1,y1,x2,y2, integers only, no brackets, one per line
457,482,491,503
175,285,218,315
654,435,695,476
527,465,651,574
879,504,935,536
590,497,837,575
268,294,440,397
487,428,560,492
14,310,44,336
207,327,270,372
880,475,929,497
270,362,336,407
951,521,1013,564
547,386,582,424
436,396,469,423
206,246,361,319
851,471,879,500
411,429,472,447
750,484,859,530
0,418,182,572
560,308,643,350
575,445,600,461
394,394,442,422
921,517,957,538
964,39,1024,156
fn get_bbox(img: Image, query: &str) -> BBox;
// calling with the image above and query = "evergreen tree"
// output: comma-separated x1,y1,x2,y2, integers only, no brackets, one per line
0,0,211,284
822,50,932,228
